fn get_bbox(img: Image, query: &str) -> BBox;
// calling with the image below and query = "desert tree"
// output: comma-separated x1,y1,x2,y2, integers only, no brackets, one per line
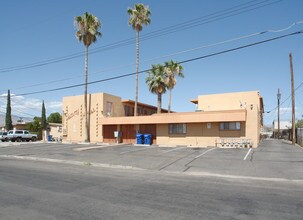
127,4,151,116
164,60,184,113
146,64,167,114
74,12,102,142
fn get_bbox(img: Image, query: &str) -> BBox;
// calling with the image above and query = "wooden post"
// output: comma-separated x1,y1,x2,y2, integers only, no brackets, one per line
277,88,281,139
289,53,296,144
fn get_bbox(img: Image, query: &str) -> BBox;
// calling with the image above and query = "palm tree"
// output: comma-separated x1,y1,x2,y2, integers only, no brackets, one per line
127,4,151,116
146,64,167,114
164,60,184,113
74,12,101,142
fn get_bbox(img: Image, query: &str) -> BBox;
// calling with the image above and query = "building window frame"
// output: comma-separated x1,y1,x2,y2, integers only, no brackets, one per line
124,105,134,116
168,123,187,134
219,122,241,131
106,101,113,116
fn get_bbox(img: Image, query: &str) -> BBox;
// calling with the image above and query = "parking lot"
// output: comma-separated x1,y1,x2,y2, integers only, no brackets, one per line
0,139,302,181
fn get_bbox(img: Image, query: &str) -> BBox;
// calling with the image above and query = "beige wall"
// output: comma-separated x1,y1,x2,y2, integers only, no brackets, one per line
62,91,263,147
196,91,262,147
62,93,124,143
157,122,246,147
48,123,62,141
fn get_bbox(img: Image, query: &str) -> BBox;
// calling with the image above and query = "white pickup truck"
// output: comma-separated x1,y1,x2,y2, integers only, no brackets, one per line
7,130,37,142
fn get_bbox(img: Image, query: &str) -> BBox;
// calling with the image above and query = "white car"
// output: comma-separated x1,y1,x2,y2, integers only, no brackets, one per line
7,130,37,142
0,131,8,142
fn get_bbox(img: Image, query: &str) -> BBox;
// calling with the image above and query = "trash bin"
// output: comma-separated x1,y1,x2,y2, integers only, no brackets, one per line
136,133,144,144
47,135,52,141
144,134,152,145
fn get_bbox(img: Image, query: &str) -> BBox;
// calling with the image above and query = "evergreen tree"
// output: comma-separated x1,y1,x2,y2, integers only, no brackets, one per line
5,90,13,131
41,101,47,130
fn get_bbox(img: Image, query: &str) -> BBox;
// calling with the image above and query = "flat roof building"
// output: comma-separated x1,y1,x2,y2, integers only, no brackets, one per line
62,91,263,147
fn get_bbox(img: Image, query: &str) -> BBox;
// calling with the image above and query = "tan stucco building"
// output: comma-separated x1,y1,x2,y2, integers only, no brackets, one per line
62,91,263,148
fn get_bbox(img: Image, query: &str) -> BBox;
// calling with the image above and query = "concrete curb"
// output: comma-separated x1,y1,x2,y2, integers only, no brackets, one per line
282,140,303,150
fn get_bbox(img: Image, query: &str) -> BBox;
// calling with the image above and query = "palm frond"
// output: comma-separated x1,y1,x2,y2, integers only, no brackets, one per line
145,64,167,95
74,12,102,47
128,3,151,31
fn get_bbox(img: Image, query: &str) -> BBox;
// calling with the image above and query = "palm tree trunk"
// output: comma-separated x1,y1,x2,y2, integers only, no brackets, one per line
134,30,139,116
157,93,162,114
168,89,172,113
84,46,89,142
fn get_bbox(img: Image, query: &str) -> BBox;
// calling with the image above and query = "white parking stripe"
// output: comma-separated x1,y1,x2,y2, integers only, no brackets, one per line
120,146,156,154
162,147,184,154
194,148,216,159
243,148,252,160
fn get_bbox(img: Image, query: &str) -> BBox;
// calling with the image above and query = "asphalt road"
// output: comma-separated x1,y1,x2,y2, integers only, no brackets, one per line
0,139,302,219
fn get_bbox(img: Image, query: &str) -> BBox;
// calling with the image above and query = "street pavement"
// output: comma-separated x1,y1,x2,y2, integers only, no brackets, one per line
0,139,302,219
0,139,302,181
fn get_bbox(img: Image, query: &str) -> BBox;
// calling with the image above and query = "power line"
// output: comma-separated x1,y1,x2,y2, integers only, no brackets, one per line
3,18,302,94
0,32,272,93
0,98,38,118
266,80,303,113
0,28,274,93
0,0,283,73
137,0,283,41
15,30,303,97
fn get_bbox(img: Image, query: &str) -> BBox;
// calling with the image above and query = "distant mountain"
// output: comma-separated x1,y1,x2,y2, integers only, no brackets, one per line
0,114,33,127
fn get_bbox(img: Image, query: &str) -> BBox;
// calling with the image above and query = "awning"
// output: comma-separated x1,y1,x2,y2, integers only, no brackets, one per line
99,109,246,125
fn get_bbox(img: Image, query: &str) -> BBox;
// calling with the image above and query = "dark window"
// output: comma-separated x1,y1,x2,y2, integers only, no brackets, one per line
219,122,241,130
106,102,113,116
124,105,133,116
138,107,142,115
169,124,187,134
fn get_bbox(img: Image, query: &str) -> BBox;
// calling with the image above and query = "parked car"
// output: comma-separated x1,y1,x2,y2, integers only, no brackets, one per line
0,131,8,142
7,130,37,142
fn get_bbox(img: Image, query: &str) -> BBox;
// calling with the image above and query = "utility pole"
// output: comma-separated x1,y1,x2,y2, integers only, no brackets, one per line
289,53,296,145
277,88,281,139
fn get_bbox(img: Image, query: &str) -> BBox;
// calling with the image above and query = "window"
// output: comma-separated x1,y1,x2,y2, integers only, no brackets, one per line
169,123,187,134
106,102,113,116
138,107,143,116
220,122,241,130
124,105,133,116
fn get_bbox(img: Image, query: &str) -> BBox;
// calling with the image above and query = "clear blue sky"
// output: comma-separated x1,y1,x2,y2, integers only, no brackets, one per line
0,0,303,125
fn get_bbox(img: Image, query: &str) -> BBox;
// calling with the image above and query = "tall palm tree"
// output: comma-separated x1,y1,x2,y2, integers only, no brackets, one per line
74,12,101,142
164,60,184,113
146,64,167,114
127,4,151,116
